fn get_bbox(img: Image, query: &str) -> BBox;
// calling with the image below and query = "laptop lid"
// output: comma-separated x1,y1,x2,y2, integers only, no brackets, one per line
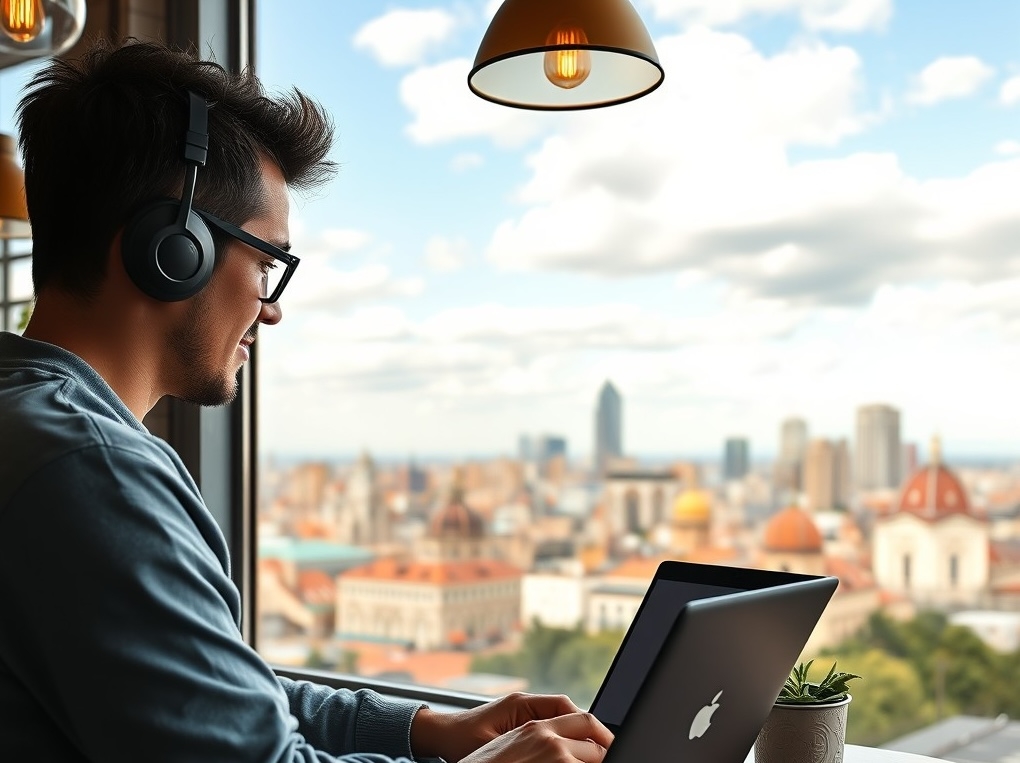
603,575,838,762
589,560,831,735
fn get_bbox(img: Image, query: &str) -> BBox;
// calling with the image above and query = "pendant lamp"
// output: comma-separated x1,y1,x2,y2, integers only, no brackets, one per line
469,0,664,111
0,132,29,238
0,0,86,59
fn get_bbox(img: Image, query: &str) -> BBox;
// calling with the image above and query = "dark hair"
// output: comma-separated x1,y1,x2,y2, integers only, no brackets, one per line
17,37,337,297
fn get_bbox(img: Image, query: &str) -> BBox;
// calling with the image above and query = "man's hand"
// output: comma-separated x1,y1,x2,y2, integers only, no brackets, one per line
410,692,612,763
462,712,613,763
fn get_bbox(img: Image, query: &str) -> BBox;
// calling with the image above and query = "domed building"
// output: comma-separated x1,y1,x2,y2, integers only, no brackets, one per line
872,436,989,607
758,505,885,652
671,489,712,554
760,505,826,576
417,477,488,562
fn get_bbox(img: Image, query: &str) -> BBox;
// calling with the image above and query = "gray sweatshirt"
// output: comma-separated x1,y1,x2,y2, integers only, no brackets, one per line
0,332,425,762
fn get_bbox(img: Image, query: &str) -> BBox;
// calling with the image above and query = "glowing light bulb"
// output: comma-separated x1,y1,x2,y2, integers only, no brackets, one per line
544,25,591,89
1,0,45,43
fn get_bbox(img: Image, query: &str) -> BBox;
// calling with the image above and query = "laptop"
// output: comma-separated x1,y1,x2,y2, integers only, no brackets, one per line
589,561,838,761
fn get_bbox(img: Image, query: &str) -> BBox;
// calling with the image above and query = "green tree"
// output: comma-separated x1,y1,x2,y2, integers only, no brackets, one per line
544,630,623,708
822,648,937,746
304,647,333,670
471,620,623,707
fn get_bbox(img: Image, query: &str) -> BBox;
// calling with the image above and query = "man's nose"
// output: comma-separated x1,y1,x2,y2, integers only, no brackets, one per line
259,299,282,325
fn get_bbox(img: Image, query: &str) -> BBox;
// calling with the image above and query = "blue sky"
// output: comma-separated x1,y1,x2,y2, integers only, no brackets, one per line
11,2,1019,465
249,0,1020,464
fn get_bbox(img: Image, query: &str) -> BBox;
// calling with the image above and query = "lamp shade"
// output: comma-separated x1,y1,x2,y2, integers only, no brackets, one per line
0,0,86,59
0,132,30,239
469,0,664,110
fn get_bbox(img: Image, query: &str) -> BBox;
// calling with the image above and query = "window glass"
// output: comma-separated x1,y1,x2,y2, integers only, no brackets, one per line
254,0,1020,747
0,61,43,333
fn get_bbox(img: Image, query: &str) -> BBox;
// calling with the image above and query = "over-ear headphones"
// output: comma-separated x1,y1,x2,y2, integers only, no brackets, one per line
122,91,216,301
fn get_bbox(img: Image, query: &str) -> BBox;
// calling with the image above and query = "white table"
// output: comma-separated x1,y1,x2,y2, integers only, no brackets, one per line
744,746,939,761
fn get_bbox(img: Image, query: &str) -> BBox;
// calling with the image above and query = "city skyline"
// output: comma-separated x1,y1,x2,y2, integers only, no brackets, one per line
262,405,1010,468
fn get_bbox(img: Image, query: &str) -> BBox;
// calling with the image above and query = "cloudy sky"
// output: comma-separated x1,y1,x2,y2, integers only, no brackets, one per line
251,0,1020,464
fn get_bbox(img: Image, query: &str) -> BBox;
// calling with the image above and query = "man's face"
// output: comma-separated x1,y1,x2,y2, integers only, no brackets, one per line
165,157,289,406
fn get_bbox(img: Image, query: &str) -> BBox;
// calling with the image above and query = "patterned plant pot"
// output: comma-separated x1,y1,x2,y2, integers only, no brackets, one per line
754,695,851,763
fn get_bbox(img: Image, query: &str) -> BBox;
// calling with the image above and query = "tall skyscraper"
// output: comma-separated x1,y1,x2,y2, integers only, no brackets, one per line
538,435,567,464
803,438,851,511
594,381,622,475
855,403,902,490
723,437,750,480
520,434,568,478
775,417,808,492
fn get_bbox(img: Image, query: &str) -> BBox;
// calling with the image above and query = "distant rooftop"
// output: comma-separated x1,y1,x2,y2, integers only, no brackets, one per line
258,537,374,564
882,714,1020,762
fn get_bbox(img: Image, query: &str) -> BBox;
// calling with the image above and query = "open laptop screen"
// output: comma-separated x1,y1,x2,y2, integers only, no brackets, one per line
588,578,743,729
588,561,825,731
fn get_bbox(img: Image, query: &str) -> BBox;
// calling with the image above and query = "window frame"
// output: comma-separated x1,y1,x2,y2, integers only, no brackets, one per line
165,0,488,708
0,238,32,332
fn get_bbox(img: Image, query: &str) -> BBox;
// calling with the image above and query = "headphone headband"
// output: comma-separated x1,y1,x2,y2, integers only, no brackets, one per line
183,90,209,166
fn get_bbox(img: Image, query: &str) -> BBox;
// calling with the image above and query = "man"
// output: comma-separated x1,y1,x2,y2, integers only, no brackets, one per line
0,38,612,762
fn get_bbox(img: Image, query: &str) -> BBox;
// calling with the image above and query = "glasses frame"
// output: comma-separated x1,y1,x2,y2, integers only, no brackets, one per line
196,209,299,304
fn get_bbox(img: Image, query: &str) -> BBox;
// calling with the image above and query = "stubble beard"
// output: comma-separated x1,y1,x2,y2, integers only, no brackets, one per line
165,294,257,407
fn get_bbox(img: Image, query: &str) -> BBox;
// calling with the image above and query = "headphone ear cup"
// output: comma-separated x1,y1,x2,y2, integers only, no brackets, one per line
122,200,216,301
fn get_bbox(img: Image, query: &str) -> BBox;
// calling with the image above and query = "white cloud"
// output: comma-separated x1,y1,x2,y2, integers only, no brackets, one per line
400,28,868,149
353,8,459,67
285,261,425,311
261,296,804,399
647,0,891,31
1000,75,1020,106
424,235,469,272
451,152,484,172
430,30,1020,307
318,228,373,253
907,56,995,106
260,278,1020,456
400,58,547,147
994,139,1020,156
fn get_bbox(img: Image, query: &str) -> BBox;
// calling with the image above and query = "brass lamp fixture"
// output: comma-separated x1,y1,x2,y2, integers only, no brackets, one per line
468,0,664,111
0,0,86,59
0,132,29,238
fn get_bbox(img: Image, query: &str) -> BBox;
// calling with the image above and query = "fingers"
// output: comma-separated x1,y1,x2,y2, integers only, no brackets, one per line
543,711,615,750
563,736,610,763
463,713,614,763
504,691,582,720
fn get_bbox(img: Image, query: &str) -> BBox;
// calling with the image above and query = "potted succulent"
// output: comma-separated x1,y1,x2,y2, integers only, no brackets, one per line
754,659,861,763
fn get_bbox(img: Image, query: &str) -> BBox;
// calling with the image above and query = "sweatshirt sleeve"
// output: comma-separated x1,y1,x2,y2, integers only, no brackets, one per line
0,443,419,763
279,677,426,759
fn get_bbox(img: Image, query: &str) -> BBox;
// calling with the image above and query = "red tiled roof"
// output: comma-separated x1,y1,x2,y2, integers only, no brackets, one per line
340,558,521,585
297,569,335,606
825,557,875,593
345,641,474,686
607,554,672,581
259,558,286,577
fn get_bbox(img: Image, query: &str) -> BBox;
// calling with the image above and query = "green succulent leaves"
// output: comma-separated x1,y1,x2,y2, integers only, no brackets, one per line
777,659,861,705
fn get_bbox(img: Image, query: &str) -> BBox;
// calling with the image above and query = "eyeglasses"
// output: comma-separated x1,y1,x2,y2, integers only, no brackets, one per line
195,209,299,304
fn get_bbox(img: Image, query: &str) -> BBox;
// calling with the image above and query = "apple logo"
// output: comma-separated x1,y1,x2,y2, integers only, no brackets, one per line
688,690,723,740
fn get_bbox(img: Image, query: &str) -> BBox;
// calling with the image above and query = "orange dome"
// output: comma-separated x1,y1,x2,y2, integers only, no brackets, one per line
763,506,823,553
673,489,711,523
896,463,971,520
